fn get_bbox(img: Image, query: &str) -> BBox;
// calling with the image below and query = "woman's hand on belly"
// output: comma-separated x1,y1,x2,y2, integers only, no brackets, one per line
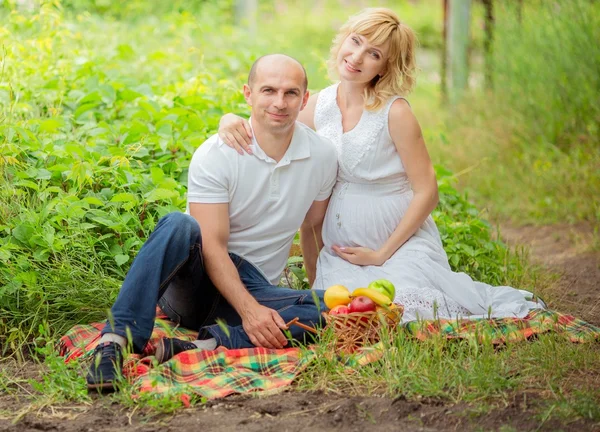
332,245,386,266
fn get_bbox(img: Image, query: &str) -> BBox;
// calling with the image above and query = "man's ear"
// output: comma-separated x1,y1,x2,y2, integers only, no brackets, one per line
243,84,252,106
300,90,310,110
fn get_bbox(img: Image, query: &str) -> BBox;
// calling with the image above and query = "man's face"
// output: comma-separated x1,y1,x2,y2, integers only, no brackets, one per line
243,61,309,133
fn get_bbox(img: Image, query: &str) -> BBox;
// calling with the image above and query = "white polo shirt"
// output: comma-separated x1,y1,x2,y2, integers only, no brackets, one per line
187,121,338,285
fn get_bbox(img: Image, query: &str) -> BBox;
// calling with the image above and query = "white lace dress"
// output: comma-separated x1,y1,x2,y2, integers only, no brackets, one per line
313,83,542,322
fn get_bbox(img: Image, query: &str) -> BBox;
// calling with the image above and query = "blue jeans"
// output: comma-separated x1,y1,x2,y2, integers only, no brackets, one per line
102,212,325,353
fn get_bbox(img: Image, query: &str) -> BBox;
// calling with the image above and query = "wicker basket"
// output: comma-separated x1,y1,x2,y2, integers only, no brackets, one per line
322,304,404,354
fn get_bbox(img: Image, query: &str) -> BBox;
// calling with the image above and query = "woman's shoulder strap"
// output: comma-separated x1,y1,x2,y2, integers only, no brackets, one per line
385,95,410,112
382,96,410,122
314,83,340,129
317,82,339,104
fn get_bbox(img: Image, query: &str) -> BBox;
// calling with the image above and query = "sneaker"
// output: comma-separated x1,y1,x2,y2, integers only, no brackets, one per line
86,342,123,392
155,338,198,363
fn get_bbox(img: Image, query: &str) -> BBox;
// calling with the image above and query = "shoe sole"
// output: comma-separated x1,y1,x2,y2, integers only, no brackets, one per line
155,339,168,364
87,381,118,393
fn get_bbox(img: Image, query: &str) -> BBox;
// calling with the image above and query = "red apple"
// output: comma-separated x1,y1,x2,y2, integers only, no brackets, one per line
348,296,377,313
329,305,350,315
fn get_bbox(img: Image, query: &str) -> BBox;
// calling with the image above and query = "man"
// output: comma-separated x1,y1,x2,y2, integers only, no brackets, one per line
86,54,338,391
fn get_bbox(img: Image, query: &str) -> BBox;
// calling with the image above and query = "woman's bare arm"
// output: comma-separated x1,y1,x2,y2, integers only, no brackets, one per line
378,99,438,260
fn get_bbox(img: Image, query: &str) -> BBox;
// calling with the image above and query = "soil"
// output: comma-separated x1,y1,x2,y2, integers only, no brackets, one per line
1,223,599,432
500,222,600,325
1,389,597,432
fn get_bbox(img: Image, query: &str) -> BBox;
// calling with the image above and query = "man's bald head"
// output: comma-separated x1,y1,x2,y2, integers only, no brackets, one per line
248,54,308,91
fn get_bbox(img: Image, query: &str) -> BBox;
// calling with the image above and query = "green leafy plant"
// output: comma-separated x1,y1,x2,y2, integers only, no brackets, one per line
1,3,598,426
0,3,538,349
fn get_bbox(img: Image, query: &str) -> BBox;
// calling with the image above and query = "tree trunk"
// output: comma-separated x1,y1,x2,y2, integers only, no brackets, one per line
447,0,472,104
441,0,449,104
234,0,258,37
482,0,494,90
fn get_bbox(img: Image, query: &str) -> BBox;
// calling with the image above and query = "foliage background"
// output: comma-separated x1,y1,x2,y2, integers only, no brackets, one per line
0,0,598,352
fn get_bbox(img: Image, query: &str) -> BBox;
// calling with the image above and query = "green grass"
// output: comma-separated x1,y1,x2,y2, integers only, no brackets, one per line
1,0,599,427
425,93,600,226
423,0,600,225
2,322,598,424
0,2,533,349
296,330,600,422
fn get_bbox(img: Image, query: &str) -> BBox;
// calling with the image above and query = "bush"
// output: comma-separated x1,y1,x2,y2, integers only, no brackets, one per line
0,4,528,350
490,0,600,151
427,0,600,224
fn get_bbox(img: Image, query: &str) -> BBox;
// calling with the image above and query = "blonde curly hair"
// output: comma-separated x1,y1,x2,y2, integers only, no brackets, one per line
327,8,417,111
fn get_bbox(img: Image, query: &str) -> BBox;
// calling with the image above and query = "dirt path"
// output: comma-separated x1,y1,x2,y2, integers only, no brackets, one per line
501,222,600,325
1,223,599,432
0,389,595,432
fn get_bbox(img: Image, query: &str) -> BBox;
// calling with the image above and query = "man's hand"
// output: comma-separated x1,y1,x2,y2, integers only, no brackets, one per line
240,304,289,349
190,203,288,349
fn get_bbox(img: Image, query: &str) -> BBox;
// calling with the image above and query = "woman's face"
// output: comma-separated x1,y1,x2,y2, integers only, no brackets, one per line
337,33,389,85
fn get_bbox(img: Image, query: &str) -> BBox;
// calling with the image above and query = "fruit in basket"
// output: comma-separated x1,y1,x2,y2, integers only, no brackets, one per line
352,287,393,307
348,296,377,313
329,305,350,315
368,279,396,301
377,303,402,323
324,285,352,309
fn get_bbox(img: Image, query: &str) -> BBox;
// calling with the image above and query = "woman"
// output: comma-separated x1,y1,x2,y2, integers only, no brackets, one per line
218,8,544,322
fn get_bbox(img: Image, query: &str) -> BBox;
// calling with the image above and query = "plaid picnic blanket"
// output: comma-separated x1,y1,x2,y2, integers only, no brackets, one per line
58,311,314,399
351,309,600,366
59,309,600,399
404,308,600,344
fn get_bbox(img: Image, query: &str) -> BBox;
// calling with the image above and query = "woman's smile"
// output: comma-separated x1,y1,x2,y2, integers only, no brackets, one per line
344,60,361,73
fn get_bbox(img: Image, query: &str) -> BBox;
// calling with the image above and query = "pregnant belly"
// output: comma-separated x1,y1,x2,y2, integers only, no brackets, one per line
323,185,413,251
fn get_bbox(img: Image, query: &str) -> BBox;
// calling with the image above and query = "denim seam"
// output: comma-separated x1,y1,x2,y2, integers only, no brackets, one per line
204,324,223,345
297,294,308,305
157,297,182,324
198,293,222,330
259,294,304,302
276,304,295,314
158,244,199,293
235,254,272,284
234,257,244,270
196,242,204,272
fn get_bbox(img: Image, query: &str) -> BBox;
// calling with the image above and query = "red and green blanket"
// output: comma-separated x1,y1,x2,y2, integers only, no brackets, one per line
59,309,600,400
